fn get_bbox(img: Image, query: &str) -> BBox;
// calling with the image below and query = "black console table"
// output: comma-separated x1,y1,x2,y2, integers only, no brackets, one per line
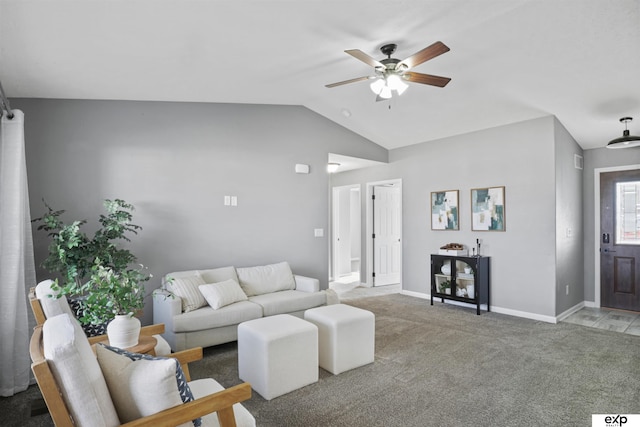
430,254,490,315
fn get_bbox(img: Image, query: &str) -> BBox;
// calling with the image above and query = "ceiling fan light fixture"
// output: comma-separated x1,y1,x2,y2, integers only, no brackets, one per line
606,117,640,149
386,73,404,91
370,78,385,95
379,85,392,99
387,73,409,95
394,78,409,95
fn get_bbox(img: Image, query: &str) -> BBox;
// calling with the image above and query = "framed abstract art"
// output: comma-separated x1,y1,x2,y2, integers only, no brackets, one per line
471,186,505,231
431,190,459,230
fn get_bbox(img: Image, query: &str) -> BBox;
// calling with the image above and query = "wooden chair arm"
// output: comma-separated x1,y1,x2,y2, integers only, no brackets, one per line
87,323,166,345
169,347,203,365
28,287,47,325
168,347,203,381
140,323,165,336
120,383,252,427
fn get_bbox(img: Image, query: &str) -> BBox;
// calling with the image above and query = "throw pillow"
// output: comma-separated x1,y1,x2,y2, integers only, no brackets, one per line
96,344,201,427
165,274,207,313
198,279,248,310
236,261,296,296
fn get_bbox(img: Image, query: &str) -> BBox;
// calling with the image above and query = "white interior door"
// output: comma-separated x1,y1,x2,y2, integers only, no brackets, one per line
373,185,401,286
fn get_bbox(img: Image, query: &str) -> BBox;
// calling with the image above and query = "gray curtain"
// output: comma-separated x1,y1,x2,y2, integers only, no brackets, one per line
0,109,35,396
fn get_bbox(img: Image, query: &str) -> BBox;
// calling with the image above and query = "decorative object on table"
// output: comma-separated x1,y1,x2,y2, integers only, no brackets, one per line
466,284,475,298
438,280,451,294
471,186,506,231
438,242,468,256
440,261,451,275
431,190,459,230
32,199,150,347
476,238,481,256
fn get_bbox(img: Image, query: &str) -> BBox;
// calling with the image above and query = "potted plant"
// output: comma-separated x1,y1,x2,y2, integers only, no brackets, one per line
33,199,150,347
438,280,451,295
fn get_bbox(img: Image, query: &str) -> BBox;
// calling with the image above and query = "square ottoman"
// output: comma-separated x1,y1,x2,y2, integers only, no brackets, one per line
238,314,318,400
304,304,375,375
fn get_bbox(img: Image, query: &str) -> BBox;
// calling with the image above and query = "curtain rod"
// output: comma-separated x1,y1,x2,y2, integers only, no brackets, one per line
0,80,15,120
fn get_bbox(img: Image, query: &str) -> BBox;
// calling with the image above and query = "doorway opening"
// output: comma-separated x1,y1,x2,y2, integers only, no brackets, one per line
366,179,402,288
331,184,361,286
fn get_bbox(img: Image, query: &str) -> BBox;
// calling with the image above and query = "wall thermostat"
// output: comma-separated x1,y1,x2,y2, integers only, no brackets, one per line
295,164,310,174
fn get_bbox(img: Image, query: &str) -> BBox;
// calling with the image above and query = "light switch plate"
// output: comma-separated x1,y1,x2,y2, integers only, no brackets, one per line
314,228,324,237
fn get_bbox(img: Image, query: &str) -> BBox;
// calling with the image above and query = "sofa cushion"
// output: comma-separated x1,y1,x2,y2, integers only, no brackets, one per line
96,344,199,427
173,301,263,333
166,274,207,313
199,266,239,285
236,262,296,297
199,280,248,310
43,314,120,427
249,290,327,317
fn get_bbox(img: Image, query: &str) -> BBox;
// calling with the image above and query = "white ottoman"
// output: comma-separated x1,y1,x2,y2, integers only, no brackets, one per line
238,314,318,400
304,304,375,375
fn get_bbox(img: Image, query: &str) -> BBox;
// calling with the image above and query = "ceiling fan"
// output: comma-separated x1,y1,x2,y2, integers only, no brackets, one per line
326,41,451,101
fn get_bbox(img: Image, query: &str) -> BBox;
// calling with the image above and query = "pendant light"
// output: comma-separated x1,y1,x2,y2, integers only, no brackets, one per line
606,117,640,149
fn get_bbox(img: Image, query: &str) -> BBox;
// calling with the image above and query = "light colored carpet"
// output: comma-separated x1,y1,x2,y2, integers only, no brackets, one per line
191,294,640,427
8,293,640,427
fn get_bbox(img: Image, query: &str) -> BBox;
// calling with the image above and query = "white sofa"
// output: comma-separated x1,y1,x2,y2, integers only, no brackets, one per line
153,262,332,351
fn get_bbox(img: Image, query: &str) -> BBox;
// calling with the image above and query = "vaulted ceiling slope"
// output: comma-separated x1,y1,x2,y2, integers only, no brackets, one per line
1,0,639,150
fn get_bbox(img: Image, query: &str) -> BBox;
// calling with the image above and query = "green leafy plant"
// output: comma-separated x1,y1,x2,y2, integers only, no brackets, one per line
33,199,150,324
438,280,451,293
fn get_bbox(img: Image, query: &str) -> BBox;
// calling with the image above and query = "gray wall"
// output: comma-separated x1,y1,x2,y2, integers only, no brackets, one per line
332,116,570,320
554,117,584,314
583,146,640,303
16,98,387,325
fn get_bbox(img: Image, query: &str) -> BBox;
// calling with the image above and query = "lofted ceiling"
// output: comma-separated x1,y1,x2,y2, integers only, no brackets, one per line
1,0,639,151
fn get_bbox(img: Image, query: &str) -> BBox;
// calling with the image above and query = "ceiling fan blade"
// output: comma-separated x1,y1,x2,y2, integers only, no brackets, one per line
404,72,451,87
345,49,385,68
325,76,371,88
397,41,450,70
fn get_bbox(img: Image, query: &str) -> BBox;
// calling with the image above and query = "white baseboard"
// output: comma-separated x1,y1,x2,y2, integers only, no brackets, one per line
401,290,428,299
556,301,586,322
491,306,557,324
400,290,558,323
401,290,489,312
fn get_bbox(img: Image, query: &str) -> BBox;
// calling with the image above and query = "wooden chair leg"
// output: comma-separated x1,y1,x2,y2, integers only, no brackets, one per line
216,406,238,427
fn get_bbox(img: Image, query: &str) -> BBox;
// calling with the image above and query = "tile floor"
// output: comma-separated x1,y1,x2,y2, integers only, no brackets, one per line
562,307,640,336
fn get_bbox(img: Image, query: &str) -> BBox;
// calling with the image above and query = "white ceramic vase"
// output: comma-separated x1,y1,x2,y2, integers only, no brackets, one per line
107,314,141,348
441,262,451,276
467,284,475,298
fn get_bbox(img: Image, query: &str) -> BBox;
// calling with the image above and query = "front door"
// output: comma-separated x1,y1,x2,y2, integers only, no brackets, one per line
372,185,401,286
600,169,640,312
